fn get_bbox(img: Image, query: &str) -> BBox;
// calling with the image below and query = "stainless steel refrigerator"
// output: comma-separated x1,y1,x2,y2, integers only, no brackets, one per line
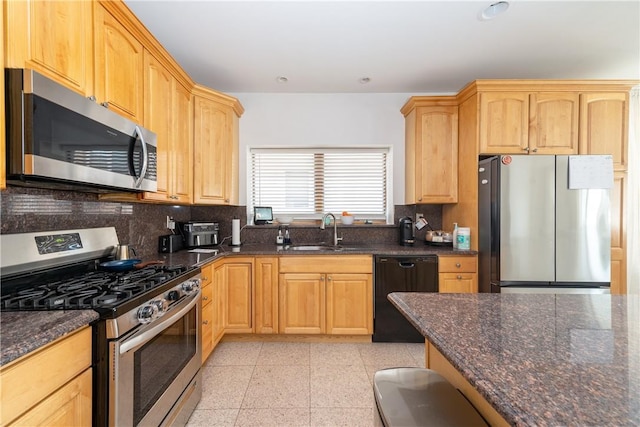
478,155,613,294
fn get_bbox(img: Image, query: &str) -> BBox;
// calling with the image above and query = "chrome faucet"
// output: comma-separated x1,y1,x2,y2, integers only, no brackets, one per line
320,213,343,246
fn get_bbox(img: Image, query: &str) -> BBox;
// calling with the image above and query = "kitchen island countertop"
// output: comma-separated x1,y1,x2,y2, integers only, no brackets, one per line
0,310,99,366
388,292,640,426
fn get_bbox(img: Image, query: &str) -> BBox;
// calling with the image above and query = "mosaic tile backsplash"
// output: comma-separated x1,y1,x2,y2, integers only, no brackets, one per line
1,187,443,259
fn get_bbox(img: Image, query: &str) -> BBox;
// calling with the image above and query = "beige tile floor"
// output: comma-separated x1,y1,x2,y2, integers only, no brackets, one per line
186,341,426,427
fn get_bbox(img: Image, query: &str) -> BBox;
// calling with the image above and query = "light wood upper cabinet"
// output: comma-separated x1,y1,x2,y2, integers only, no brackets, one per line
141,51,193,204
479,92,578,155
94,3,144,123
529,92,579,154
4,0,94,97
579,92,629,171
402,98,459,204
1,1,5,190
193,87,243,205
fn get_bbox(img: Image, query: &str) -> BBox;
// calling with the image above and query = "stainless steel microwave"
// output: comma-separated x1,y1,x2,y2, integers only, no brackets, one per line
5,68,157,192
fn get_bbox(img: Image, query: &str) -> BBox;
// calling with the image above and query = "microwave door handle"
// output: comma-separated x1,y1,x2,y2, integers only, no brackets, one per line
133,126,149,188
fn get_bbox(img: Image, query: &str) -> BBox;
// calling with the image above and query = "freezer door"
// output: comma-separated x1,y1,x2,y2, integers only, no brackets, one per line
500,155,555,282
555,156,611,283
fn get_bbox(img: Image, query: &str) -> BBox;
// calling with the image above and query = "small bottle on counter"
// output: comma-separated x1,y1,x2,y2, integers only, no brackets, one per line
276,226,284,245
452,223,458,249
283,226,292,245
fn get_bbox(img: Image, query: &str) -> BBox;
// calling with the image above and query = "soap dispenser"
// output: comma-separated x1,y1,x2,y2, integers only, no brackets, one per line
283,226,292,245
276,226,284,245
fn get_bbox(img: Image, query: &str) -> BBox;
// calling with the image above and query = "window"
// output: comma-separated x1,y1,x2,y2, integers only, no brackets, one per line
249,147,391,223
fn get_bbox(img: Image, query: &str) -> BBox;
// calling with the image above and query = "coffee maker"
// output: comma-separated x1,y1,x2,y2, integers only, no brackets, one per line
398,217,415,246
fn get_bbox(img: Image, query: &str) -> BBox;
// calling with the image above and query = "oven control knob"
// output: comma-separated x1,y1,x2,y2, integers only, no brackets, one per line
182,279,200,295
167,290,181,301
150,298,169,316
137,304,158,324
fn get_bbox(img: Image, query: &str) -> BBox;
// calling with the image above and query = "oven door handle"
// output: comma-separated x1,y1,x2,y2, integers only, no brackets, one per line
119,292,199,355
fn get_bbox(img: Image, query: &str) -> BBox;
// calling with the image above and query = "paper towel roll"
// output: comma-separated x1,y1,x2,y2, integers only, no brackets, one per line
231,218,241,246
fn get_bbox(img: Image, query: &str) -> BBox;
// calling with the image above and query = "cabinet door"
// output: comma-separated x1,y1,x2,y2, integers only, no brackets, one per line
10,369,92,427
529,92,579,154
142,51,172,202
439,273,477,293
413,106,458,203
212,262,226,344
224,259,253,333
326,273,372,335
479,92,529,154
610,172,626,294
254,257,279,334
94,4,143,122
5,0,93,97
579,92,629,171
171,81,194,203
200,264,214,363
193,96,232,204
279,273,325,334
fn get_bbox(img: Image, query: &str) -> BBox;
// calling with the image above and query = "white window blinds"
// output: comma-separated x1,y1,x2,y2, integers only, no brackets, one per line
249,148,390,221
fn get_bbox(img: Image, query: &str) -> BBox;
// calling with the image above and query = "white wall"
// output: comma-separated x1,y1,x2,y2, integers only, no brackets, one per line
230,92,421,206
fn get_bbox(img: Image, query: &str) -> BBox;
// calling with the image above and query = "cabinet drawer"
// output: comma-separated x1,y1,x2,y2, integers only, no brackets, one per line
201,282,213,306
438,256,476,273
0,327,92,425
439,273,477,293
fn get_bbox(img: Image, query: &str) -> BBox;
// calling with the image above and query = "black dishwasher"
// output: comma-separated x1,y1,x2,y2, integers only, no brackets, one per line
373,255,438,343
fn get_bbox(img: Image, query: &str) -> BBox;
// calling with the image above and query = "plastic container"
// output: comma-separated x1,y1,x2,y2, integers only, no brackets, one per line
452,223,458,249
341,215,354,225
457,227,470,250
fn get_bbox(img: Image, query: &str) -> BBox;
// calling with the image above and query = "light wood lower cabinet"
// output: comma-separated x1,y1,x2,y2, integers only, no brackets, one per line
0,327,92,426
200,263,214,363
254,257,279,334
224,258,254,333
278,256,373,335
438,255,478,293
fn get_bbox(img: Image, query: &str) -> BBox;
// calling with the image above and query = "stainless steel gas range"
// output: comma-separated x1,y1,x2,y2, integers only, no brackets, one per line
0,227,202,427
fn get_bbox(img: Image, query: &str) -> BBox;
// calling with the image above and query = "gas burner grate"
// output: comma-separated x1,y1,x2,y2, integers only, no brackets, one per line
1,264,193,311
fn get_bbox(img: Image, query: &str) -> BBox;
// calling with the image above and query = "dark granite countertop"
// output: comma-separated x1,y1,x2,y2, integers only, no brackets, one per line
388,292,640,427
0,310,99,366
156,242,476,268
0,244,474,367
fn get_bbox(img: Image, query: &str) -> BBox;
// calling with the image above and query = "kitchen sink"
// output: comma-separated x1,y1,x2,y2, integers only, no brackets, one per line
285,245,372,252
287,245,337,251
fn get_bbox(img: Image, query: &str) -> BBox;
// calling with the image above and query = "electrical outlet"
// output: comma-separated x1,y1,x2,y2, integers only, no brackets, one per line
166,216,176,230
416,213,424,223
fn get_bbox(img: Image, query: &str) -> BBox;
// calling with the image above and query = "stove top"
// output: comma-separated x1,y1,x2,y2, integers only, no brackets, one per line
1,264,191,313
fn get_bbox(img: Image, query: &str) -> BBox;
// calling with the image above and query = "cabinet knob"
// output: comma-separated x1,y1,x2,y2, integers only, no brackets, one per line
328,276,332,281
455,263,461,268
101,101,109,108
203,320,209,325
523,147,530,152
418,197,422,202
457,275,462,280
202,277,209,281
532,148,538,153
202,296,208,301
87,95,96,102
321,276,325,282
225,199,230,203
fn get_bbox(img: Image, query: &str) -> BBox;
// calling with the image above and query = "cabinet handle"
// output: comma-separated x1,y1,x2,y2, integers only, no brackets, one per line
328,276,332,281
457,275,462,280
101,101,109,108
418,197,422,202
202,296,208,301
203,320,209,325
87,95,96,102
225,199,230,203
202,277,209,281
532,148,538,153
523,147,530,152
455,263,461,268
321,276,325,282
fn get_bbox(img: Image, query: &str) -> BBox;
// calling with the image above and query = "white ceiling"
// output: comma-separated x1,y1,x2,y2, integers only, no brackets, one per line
125,1,640,94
